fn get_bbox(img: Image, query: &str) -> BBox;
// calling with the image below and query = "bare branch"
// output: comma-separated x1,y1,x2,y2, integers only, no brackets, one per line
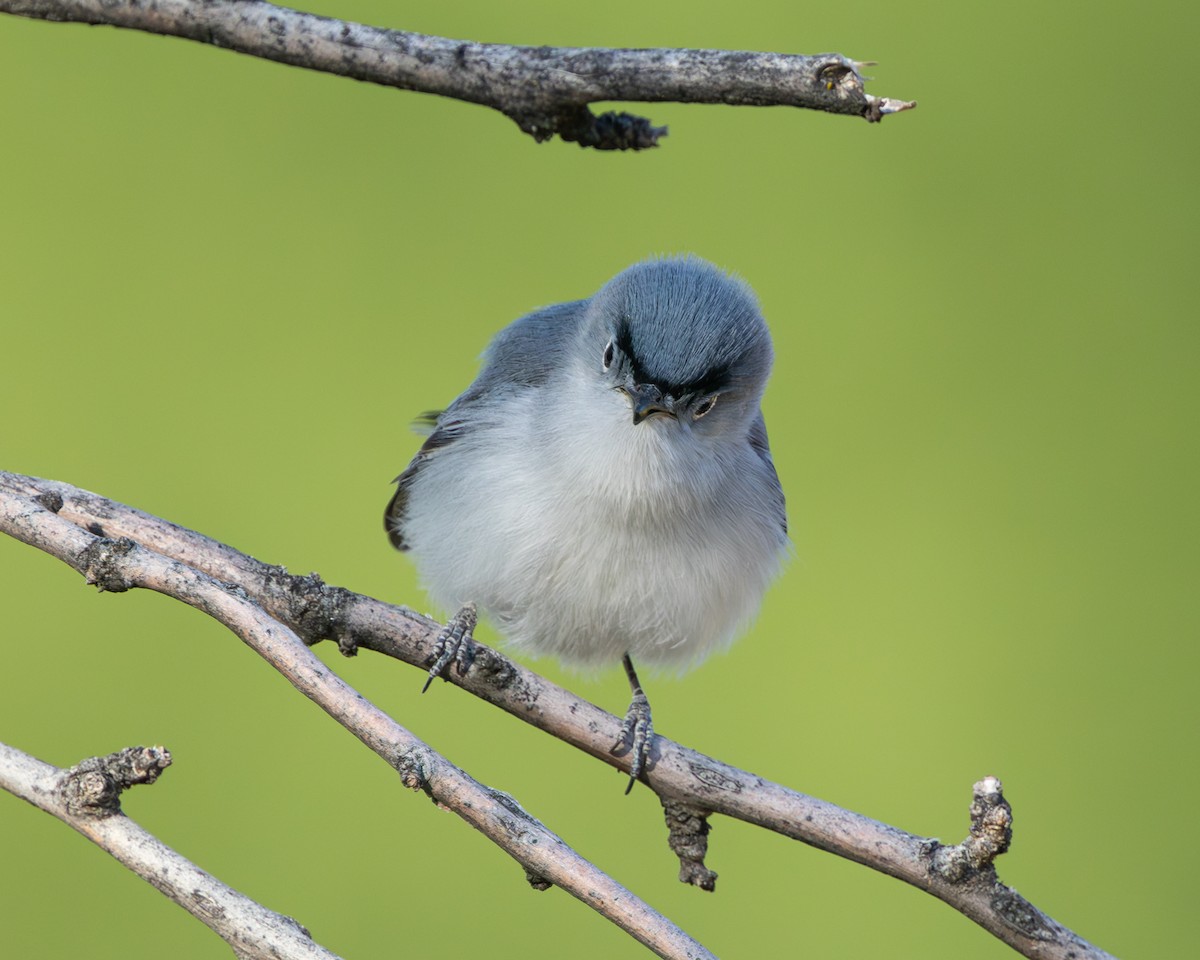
0,741,341,960
0,473,1116,960
0,475,715,960
0,0,914,148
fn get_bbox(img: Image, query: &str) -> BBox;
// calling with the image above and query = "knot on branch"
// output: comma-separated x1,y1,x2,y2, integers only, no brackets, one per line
930,776,1013,882
397,745,435,794
62,745,172,817
661,798,717,891
524,868,552,891
812,58,917,123
275,569,359,654
465,643,520,692
514,107,667,150
81,536,138,592
34,490,64,514
816,59,867,98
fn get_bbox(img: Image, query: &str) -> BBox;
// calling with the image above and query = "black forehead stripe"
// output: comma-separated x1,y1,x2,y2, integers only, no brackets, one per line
615,316,733,397
659,361,733,397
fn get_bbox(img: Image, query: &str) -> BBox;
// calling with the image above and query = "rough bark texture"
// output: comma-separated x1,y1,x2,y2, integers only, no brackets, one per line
0,474,714,960
0,474,1115,960
0,0,915,147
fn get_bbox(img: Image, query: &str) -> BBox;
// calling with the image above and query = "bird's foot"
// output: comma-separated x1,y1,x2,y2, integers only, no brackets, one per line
613,689,655,794
422,603,477,693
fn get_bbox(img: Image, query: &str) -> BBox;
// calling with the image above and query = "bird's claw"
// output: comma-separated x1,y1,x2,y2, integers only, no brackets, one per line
613,689,654,794
422,602,477,693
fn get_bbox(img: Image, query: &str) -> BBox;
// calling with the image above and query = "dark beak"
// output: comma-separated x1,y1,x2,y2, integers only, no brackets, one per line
623,384,673,425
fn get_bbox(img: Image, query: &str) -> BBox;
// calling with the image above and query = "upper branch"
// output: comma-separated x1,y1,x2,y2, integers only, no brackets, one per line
0,0,915,148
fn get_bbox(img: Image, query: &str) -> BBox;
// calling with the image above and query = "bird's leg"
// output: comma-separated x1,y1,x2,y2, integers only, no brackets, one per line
422,602,478,693
613,653,655,794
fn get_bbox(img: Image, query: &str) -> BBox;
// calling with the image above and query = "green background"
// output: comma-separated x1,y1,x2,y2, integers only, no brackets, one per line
1,1,1195,957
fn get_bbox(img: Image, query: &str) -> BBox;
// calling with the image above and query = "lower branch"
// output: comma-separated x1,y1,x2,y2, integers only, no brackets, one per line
0,0,915,148
0,474,1115,960
0,741,340,960
0,476,714,960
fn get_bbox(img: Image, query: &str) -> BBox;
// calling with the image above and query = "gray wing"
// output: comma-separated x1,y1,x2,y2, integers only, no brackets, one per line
384,299,587,551
748,411,787,536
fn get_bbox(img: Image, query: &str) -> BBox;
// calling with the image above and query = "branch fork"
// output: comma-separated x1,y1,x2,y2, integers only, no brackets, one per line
0,474,1115,960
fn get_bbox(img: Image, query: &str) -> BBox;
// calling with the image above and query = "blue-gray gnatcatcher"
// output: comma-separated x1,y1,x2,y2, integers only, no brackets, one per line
385,256,787,790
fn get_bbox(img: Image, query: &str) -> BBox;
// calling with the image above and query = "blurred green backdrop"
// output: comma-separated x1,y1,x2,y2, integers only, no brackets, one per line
1,1,1195,957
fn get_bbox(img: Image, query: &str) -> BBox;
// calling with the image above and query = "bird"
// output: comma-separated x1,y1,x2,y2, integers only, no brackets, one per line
385,255,788,791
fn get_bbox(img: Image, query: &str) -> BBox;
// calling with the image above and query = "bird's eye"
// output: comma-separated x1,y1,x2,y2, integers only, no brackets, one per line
602,340,615,371
694,395,718,419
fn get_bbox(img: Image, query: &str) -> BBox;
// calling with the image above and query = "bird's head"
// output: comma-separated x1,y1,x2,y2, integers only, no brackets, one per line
580,257,774,438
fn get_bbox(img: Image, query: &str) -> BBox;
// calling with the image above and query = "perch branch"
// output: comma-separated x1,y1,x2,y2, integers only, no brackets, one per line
0,0,915,148
0,741,342,960
0,474,1115,960
0,476,714,960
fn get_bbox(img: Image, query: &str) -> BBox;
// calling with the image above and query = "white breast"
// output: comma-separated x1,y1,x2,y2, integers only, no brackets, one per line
403,382,786,671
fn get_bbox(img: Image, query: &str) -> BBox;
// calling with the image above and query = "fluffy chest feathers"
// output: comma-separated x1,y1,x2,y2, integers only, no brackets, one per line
401,381,786,669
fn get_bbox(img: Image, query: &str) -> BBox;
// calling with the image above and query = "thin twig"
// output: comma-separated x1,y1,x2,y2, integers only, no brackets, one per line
0,741,342,960
0,473,1116,960
0,0,915,148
